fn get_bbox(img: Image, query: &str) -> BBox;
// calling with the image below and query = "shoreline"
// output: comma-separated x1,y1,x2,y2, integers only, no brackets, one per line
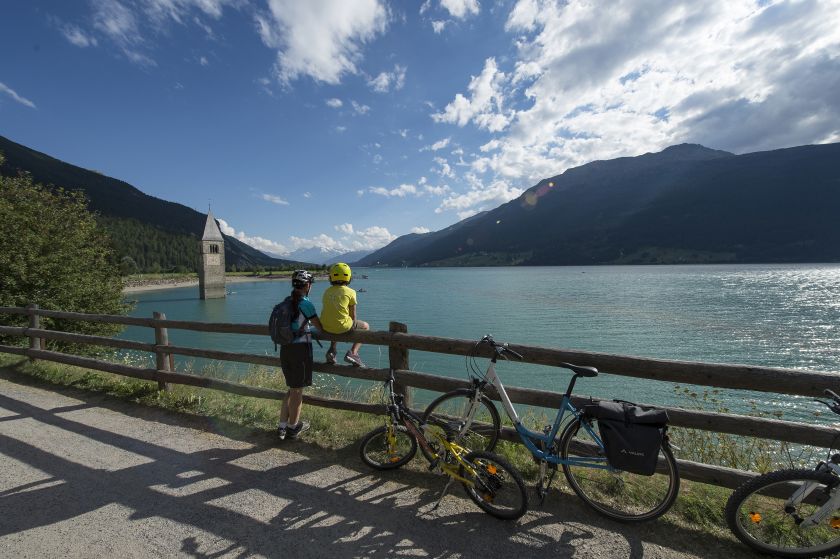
122,275,285,294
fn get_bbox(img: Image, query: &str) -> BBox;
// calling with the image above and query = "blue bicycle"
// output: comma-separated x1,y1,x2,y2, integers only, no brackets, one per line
422,335,680,522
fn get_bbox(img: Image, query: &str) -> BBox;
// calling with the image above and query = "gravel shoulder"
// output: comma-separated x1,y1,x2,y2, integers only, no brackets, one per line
0,369,754,558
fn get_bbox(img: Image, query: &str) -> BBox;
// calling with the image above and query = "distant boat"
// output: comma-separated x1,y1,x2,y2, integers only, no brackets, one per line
361,274,369,279
358,288,367,292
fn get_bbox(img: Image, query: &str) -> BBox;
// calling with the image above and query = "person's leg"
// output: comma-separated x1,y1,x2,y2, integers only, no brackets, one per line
350,320,369,355
286,388,304,425
326,341,338,363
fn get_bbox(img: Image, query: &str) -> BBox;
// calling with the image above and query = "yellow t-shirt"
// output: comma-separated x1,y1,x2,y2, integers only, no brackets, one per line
320,284,357,333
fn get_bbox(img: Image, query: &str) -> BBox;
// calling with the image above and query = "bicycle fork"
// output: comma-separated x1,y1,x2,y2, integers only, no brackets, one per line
791,463,840,528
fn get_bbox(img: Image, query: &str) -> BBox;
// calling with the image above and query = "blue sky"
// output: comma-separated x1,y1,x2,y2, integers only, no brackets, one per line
2,0,839,256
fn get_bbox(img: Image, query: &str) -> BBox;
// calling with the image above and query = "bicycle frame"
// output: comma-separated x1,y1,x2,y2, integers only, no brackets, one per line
383,381,480,486
466,358,611,470
792,462,840,528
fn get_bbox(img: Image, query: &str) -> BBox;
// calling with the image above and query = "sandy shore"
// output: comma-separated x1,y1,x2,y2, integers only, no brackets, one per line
122,275,285,294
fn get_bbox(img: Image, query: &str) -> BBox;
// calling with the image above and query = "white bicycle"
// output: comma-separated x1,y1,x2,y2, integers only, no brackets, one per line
725,389,840,558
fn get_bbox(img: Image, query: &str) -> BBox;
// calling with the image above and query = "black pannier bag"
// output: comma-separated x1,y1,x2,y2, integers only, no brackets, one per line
582,400,669,476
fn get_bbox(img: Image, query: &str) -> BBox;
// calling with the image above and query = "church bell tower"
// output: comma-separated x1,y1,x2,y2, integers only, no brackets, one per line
199,211,226,299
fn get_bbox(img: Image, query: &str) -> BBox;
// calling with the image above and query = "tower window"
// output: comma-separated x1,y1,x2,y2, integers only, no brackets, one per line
210,244,219,254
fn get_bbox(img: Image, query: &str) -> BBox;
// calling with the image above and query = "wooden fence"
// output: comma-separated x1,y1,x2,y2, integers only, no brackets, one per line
2,304,839,491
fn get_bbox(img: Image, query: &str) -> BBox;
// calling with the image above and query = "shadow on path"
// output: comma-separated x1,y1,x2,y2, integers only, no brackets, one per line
0,366,749,558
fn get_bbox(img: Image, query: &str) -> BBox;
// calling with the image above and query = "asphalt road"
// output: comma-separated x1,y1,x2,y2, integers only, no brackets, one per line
0,370,755,558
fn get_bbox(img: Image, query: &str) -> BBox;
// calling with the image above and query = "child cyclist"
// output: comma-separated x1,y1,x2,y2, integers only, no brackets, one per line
321,262,369,367
278,270,323,441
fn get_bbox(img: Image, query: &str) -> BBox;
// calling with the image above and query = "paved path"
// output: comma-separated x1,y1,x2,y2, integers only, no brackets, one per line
0,371,753,558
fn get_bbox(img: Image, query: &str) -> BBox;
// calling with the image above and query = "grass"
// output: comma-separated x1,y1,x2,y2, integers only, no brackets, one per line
0,352,784,539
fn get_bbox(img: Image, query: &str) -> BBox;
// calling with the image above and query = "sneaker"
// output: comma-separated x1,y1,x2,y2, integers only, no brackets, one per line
344,352,365,367
325,348,337,364
286,420,310,440
277,425,287,441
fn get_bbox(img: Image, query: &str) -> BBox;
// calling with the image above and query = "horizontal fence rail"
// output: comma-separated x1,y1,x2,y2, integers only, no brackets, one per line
2,304,840,491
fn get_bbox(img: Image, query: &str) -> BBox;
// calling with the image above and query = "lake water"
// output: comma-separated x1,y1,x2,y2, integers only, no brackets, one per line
122,264,840,422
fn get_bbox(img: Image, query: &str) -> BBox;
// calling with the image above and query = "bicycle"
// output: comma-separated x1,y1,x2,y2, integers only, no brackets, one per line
358,369,529,520
724,389,840,558
422,335,680,522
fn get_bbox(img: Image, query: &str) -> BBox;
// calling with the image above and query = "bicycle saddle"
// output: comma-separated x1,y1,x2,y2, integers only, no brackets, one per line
559,362,599,377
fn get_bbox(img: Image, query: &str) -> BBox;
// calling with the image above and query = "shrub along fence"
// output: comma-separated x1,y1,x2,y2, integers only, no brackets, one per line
2,304,839,491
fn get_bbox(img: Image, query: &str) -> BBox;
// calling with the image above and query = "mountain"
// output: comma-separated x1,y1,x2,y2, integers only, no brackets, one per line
284,246,345,265
358,143,840,266
0,135,303,272
270,247,373,266
335,250,373,265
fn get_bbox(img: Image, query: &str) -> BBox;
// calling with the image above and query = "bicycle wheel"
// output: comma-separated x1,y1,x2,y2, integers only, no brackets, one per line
359,424,417,470
460,450,529,520
422,388,501,461
725,469,840,558
559,416,679,522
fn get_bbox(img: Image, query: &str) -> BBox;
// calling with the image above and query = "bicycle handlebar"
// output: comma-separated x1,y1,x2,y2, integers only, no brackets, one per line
814,389,840,417
479,335,523,360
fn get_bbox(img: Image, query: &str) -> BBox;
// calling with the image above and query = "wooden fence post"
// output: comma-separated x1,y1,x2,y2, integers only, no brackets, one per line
26,303,40,361
153,311,171,391
389,321,411,407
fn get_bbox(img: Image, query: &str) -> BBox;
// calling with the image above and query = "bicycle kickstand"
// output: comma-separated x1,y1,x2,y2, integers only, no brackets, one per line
430,478,455,512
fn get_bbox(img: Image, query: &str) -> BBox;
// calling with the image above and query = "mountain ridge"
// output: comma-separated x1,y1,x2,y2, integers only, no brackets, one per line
358,142,840,266
0,134,307,271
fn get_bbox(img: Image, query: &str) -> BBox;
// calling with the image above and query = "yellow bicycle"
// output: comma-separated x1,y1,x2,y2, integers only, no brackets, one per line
359,370,528,520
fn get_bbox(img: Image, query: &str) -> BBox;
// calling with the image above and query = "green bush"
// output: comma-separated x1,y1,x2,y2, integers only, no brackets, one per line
0,154,129,352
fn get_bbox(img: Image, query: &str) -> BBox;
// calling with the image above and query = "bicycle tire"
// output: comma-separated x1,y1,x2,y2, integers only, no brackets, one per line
459,450,529,520
359,424,417,470
725,469,840,558
559,416,679,522
421,388,501,461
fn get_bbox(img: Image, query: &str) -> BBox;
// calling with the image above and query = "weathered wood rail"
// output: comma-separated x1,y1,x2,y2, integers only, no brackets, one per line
2,304,839,491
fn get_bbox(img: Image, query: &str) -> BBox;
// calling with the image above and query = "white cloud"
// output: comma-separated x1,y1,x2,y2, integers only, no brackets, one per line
0,82,36,109
335,125,347,132
429,137,450,151
303,191,312,198
411,226,431,234
368,64,407,93
351,100,371,115
199,56,209,66
397,128,409,138
61,24,98,47
326,97,343,108
217,218,289,254
424,184,451,196
435,179,523,214
368,183,417,197
431,20,447,34
256,0,389,86
441,0,480,19
68,0,233,65
291,224,395,251
433,156,455,178
432,57,510,132
419,0,432,15
443,0,840,188
260,193,290,205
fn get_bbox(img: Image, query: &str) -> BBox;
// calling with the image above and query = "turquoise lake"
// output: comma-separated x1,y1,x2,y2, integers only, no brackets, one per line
122,264,840,422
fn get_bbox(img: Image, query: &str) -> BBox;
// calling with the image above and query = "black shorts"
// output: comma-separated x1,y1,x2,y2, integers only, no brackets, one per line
279,343,313,389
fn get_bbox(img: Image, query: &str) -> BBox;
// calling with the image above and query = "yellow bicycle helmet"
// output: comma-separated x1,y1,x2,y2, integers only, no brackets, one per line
329,262,352,283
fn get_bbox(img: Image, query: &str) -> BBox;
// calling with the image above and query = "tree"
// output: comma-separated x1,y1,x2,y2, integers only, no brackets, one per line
0,156,129,352
120,256,139,276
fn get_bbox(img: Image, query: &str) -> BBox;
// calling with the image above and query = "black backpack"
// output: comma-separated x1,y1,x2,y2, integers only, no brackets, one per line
268,296,302,349
582,400,669,476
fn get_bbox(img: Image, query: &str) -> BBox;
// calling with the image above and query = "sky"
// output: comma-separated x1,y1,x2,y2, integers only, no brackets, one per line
2,0,839,257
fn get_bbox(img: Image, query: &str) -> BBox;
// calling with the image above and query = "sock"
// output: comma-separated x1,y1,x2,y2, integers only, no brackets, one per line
278,422,287,429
